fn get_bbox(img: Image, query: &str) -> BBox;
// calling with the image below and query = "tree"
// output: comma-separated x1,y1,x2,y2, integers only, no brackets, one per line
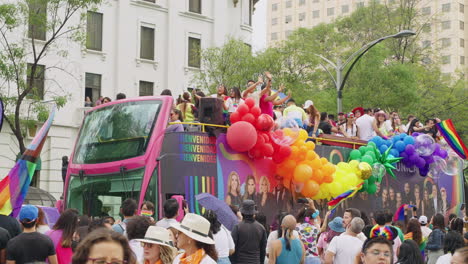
0,0,102,153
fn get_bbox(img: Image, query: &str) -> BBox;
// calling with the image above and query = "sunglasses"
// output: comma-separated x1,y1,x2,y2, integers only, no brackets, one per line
88,258,127,264
141,242,155,248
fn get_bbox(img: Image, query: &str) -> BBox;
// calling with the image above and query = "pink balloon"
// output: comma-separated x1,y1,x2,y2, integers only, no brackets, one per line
227,121,257,152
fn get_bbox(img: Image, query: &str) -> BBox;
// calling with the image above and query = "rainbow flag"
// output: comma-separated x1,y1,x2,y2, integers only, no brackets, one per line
0,107,55,217
393,204,415,222
328,182,363,210
436,119,468,160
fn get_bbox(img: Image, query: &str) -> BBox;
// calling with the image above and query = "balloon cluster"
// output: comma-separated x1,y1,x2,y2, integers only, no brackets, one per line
369,133,448,176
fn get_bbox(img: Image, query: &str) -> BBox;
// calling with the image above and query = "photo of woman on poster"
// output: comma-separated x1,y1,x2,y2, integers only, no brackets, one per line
225,171,242,207
440,187,450,216
421,183,434,217
257,176,275,224
243,175,257,202
382,188,389,210
389,186,396,213
413,184,421,216
396,192,403,210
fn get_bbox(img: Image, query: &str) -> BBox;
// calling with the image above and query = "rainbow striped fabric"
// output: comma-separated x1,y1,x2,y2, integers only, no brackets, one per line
393,204,415,222
0,108,55,217
327,182,363,210
436,119,468,160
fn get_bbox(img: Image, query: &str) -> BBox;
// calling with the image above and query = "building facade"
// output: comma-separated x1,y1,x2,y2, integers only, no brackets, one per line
266,0,467,75
0,0,254,199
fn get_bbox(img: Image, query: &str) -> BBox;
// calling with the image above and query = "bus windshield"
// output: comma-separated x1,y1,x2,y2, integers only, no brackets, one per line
73,100,162,164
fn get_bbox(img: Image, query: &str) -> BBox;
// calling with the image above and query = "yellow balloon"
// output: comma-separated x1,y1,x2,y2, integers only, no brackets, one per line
358,162,372,180
349,160,360,169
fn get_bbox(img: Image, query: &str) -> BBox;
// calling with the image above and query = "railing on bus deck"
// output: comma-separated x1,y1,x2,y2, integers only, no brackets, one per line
169,122,368,149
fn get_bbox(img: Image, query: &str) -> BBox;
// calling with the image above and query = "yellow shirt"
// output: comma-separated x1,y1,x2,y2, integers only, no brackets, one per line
176,103,195,122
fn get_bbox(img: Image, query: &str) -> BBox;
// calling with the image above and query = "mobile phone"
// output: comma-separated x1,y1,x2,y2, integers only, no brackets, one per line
182,199,188,209
297,198,308,204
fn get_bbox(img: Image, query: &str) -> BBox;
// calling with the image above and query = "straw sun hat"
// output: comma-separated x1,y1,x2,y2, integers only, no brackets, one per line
171,213,215,245
136,226,175,248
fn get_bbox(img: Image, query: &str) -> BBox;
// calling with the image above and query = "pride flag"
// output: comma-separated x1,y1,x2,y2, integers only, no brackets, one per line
393,204,415,222
0,108,55,217
328,182,363,210
436,119,468,160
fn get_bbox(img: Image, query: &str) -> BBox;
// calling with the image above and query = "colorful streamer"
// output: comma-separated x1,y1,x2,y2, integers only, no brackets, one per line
0,107,55,217
393,204,415,222
436,119,468,160
327,182,364,210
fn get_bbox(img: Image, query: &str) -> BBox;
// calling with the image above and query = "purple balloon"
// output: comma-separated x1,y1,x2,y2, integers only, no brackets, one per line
412,132,421,137
416,157,426,169
405,144,416,155
423,155,434,164
439,149,448,159
419,163,430,176
433,143,441,153
400,151,408,161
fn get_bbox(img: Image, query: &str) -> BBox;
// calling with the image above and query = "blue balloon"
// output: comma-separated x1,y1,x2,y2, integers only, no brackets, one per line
400,133,408,138
395,141,406,152
403,136,415,145
386,139,393,146
392,135,400,143
390,149,400,158
379,145,389,154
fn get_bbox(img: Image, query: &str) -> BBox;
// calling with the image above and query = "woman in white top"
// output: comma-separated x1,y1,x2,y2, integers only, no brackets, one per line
225,87,244,113
340,112,359,139
171,213,217,264
36,206,51,234
203,210,235,264
136,226,177,264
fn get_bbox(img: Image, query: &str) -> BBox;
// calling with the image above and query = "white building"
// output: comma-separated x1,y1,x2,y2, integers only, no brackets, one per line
0,0,255,199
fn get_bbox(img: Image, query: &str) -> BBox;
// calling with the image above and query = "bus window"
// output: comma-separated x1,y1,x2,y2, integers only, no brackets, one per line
73,100,161,164
67,168,144,218
143,167,158,219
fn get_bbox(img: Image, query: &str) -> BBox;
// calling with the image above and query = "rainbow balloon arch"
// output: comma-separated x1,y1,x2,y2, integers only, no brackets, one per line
226,99,467,208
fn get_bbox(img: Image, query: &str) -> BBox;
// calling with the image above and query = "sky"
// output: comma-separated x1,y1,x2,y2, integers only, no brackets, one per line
252,0,267,53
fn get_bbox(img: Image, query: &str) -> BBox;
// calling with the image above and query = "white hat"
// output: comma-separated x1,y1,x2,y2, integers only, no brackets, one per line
419,215,428,225
136,226,175,248
303,100,313,109
170,213,215,245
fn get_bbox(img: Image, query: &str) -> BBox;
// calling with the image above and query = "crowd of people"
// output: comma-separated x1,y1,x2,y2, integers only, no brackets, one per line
1,197,468,264
84,93,127,107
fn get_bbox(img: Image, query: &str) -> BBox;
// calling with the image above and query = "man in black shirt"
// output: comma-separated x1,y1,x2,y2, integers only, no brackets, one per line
0,214,21,238
318,112,339,135
0,227,11,264
6,205,57,264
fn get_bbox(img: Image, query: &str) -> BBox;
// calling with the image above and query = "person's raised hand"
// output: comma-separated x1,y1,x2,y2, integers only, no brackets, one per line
287,90,292,97
265,71,272,80
257,75,264,84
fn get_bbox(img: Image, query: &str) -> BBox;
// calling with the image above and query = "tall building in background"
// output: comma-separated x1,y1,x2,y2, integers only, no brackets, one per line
0,0,254,198
266,0,467,75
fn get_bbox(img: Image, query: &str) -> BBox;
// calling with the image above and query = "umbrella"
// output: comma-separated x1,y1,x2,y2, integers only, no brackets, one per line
195,193,238,231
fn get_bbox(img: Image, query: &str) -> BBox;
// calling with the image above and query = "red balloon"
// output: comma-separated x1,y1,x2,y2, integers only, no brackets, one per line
262,143,274,157
255,134,266,148
237,103,249,117
278,145,292,159
244,97,255,108
249,146,263,159
230,112,240,124
256,114,275,131
250,106,261,117
227,121,257,152
242,113,256,125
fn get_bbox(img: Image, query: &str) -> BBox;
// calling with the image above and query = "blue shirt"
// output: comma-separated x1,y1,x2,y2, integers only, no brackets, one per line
276,237,302,264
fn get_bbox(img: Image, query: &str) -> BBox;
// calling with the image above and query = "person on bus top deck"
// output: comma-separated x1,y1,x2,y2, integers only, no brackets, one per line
282,99,308,128
242,75,270,107
116,93,126,100
259,82,291,118
112,198,138,235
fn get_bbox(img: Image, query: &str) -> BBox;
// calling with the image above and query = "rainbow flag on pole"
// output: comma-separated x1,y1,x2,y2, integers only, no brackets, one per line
436,119,468,160
0,107,55,217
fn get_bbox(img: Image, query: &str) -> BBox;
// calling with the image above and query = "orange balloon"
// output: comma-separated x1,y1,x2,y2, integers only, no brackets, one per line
310,158,322,169
320,157,328,165
299,146,308,155
302,180,320,197
322,163,336,175
291,146,299,157
305,141,316,151
277,164,289,177
313,169,324,184
306,150,318,160
323,173,334,183
284,159,297,170
294,164,313,183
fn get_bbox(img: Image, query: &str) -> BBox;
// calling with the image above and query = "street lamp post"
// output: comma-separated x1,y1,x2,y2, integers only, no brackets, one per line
316,30,416,113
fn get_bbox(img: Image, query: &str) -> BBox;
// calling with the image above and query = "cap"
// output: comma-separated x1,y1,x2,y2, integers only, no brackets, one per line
338,112,345,115
419,215,428,225
19,205,38,222
346,112,355,118
303,100,313,109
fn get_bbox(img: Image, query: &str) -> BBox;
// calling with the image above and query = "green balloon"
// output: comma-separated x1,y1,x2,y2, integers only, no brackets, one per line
367,183,377,194
368,175,376,184
365,151,376,161
367,142,377,148
350,149,362,160
359,146,367,155
359,180,368,193
361,155,374,164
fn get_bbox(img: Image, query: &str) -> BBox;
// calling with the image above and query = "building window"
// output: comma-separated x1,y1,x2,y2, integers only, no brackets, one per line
327,7,334,16
461,38,465,48
272,3,278,11
272,18,278,25
299,0,306,6
189,0,201,14
421,7,431,16
442,3,450,13
85,73,101,104
27,64,45,99
139,81,154,96
143,0,155,2
285,30,293,38
461,56,465,65
299,13,306,21
460,3,465,13
342,5,349,13
356,2,364,8
460,21,465,30
86,11,103,51
28,0,47,40
422,40,431,48
271,32,278,40
286,1,292,8
441,38,451,48
422,23,431,33
285,15,292,23
140,26,155,60
441,21,450,30
441,55,451,64
188,37,201,68
312,10,320,18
